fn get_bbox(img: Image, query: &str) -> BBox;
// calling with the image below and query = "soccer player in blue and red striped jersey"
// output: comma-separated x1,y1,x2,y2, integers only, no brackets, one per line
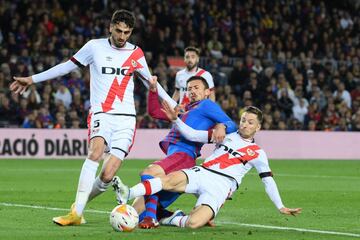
113,75,237,228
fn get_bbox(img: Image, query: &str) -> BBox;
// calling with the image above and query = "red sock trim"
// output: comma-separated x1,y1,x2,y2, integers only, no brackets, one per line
143,180,152,195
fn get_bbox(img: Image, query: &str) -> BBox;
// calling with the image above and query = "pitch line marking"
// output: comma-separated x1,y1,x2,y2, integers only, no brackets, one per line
0,202,359,238
219,221,360,238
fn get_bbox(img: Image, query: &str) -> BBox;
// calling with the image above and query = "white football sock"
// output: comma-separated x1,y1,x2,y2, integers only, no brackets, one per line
129,177,162,199
171,215,189,227
88,176,111,202
74,159,99,215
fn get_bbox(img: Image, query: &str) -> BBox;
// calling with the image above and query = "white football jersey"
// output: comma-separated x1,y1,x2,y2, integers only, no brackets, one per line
72,38,152,115
175,68,214,104
201,132,271,187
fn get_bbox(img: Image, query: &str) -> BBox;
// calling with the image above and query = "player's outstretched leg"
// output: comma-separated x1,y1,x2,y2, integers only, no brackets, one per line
159,209,185,225
112,176,130,204
138,175,160,229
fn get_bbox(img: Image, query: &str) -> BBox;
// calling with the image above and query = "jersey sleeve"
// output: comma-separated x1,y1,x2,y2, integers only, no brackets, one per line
175,72,181,89
249,150,272,174
203,71,214,89
201,100,237,133
250,151,284,209
174,118,211,143
32,60,78,83
71,40,94,67
135,48,177,109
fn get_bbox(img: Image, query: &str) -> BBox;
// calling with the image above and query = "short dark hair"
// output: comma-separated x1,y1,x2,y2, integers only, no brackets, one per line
184,46,200,56
111,10,136,28
186,76,209,89
243,106,263,123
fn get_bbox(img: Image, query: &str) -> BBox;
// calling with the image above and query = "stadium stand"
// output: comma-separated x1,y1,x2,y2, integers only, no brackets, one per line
0,0,359,131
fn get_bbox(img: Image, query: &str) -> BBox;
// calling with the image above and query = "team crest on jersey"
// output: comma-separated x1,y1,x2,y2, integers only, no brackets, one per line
131,59,137,68
247,148,255,156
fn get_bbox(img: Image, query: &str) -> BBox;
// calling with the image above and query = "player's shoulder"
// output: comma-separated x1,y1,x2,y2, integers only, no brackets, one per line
88,38,107,45
250,140,267,160
199,98,215,106
175,68,187,80
198,68,212,76
199,98,219,107
126,42,139,50
224,132,241,142
177,68,187,75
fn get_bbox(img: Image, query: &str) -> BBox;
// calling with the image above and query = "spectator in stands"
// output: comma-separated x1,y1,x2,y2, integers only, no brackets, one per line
292,98,308,124
278,89,294,118
54,83,72,109
22,111,38,128
334,82,352,108
54,113,66,129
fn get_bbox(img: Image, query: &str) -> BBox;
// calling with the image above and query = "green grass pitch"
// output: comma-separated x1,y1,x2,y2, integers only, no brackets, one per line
0,159,359,240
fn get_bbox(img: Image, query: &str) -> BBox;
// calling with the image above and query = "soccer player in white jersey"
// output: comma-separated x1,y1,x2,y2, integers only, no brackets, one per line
115,105,301,229
172,47,215,104
10,9,176,226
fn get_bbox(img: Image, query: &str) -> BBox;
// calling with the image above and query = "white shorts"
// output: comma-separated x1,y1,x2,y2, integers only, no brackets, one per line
182,166,237,216
89,113,136,160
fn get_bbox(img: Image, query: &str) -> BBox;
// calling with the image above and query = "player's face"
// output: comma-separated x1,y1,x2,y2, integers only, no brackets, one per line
109,22,133,48
184,51,199,71
239,112,261,139
187,80,210,103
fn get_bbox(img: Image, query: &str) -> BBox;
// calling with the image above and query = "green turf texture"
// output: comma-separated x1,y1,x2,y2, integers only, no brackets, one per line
0,159,359,240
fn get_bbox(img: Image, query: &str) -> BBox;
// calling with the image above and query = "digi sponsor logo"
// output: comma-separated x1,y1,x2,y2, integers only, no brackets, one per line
101,67,133,76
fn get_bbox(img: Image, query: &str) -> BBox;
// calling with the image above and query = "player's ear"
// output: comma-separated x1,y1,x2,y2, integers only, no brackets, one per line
109,24,113,34
204,88,211,97
256,123,261,132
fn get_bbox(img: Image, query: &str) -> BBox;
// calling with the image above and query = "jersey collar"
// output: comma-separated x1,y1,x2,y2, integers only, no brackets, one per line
185,100,201,111
108,38,127,50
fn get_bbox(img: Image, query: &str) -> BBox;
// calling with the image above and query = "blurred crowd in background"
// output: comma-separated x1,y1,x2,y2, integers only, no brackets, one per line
0,0,359,131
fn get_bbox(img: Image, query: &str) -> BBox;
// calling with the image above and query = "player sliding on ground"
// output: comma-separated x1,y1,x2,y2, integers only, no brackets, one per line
114,105,302,229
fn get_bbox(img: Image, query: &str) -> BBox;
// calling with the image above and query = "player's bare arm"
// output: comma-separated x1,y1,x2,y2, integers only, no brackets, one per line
212,123,226,143
10,76,34,94
172,89,180,102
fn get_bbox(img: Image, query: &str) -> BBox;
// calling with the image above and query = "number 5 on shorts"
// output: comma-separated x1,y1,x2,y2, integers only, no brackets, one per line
94,119,100,128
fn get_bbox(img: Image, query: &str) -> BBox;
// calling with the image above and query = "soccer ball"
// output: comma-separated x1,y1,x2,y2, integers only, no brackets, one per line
110,204,139,232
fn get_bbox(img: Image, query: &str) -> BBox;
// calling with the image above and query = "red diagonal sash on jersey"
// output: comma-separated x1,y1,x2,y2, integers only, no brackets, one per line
181,69,206,105
202,145,261,169
101,48,144,112
196,69,206,76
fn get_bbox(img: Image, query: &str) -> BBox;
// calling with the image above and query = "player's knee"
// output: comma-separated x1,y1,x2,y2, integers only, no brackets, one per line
87,148,103,161
160,175,172,190
140,165,157,177
186,217,203,229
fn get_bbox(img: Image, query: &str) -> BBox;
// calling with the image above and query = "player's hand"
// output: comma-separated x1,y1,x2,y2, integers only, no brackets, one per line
176,104,186,113
279,207,302,216
212,123,226,143
161,101,179,121
148,75,158,92
10,76,33,95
